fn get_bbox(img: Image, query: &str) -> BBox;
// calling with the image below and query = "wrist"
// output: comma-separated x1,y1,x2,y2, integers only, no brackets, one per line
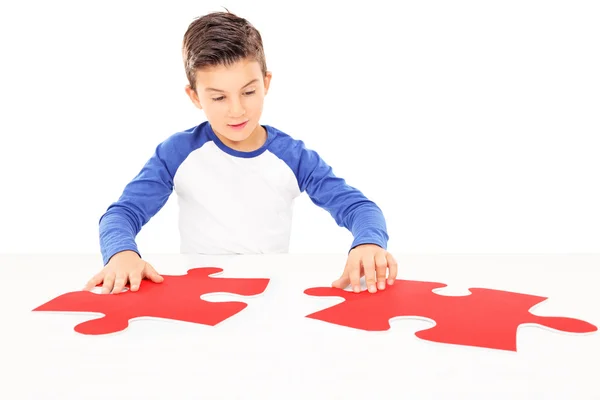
110,250,140,262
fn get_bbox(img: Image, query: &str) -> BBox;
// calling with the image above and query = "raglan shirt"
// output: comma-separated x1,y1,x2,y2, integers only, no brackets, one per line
99,121,389,265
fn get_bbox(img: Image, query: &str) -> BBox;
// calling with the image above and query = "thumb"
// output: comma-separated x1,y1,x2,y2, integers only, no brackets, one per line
331,274,350,289
144,263,164,283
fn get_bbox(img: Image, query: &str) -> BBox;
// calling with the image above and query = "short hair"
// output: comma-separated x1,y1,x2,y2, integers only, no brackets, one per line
182,10,267,91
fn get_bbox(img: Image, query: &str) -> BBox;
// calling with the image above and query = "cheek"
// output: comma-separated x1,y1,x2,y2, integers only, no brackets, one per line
245,95,264,112
201,101,225,116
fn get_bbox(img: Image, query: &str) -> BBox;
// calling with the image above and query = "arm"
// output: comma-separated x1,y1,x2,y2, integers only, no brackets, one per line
269,131,396,292
297,147,398,292
294,142,389,251
98,139,182,265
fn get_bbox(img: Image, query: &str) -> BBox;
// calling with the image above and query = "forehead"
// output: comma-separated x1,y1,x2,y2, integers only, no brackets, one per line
195,58,262,91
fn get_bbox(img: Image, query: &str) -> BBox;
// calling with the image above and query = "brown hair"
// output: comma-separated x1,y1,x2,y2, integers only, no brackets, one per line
182,10,267,91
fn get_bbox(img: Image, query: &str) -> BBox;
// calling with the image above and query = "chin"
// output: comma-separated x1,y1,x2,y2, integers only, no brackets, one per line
220,129,249,143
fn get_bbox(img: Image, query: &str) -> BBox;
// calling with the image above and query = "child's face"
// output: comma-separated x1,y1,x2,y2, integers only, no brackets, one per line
186,58,271,147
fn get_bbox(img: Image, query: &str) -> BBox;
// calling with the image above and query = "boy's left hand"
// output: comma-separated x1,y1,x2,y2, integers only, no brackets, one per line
332,244,398,294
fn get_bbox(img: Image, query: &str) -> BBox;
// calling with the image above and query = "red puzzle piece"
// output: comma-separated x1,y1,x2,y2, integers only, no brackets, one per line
304,280,597,351
33,267,269,335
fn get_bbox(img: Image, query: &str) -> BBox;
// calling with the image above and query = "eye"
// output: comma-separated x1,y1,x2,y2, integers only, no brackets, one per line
244,90,256,96
212,96,225,102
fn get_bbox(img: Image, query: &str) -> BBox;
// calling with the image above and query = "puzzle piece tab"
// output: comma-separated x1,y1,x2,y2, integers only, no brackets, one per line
304,280,597,351
33,267,270,335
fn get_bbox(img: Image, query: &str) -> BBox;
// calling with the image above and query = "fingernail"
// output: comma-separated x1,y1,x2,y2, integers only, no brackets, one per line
378,282,385,290
387,279,394,285
369,284,376,293
353,285,360,293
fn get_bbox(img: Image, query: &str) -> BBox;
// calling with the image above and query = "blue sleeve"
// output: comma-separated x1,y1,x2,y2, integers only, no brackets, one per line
270,133,389,251
98,129,203,265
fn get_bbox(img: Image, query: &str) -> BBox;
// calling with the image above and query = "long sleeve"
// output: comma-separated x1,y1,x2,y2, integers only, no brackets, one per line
269,133,389,251
98,130,200,265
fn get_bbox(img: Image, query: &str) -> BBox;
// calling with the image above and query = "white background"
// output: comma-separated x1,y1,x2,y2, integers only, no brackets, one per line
1,0,599,257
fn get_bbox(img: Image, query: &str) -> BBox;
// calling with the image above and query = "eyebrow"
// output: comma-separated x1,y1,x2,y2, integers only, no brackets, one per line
205,78,259,93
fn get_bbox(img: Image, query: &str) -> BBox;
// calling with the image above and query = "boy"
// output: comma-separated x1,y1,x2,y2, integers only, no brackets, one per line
84,10,398,296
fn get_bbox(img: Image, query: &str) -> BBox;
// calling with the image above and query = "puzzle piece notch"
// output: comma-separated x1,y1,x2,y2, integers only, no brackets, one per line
304,280,598,351
33,267,270,335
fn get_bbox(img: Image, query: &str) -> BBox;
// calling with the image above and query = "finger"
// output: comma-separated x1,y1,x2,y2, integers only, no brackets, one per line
363,256,377,293
348,258,362,293
111,271,128,294
101,272,115,294
332,261,350,288
144,264,164,283
83,272,104,291
129,271,143,292
386,253,399,285
375,251,388,290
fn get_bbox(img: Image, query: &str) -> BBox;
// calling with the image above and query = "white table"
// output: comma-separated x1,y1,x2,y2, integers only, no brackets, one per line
1,253,599,399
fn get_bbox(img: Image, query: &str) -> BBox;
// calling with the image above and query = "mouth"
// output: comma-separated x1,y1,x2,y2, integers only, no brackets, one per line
228,121,249,130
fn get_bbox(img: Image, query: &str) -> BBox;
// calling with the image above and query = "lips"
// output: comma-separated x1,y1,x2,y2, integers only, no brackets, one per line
228,121,248,129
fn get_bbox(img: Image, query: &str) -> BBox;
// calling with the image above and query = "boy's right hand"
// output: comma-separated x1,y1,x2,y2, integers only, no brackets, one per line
83,250,164,294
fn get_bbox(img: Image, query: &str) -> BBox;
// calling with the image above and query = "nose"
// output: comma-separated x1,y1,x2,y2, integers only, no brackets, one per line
228,98,246,118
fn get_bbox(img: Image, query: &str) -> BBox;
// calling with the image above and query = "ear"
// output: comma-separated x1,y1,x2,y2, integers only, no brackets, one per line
263,71,272,95
185,85,203,110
